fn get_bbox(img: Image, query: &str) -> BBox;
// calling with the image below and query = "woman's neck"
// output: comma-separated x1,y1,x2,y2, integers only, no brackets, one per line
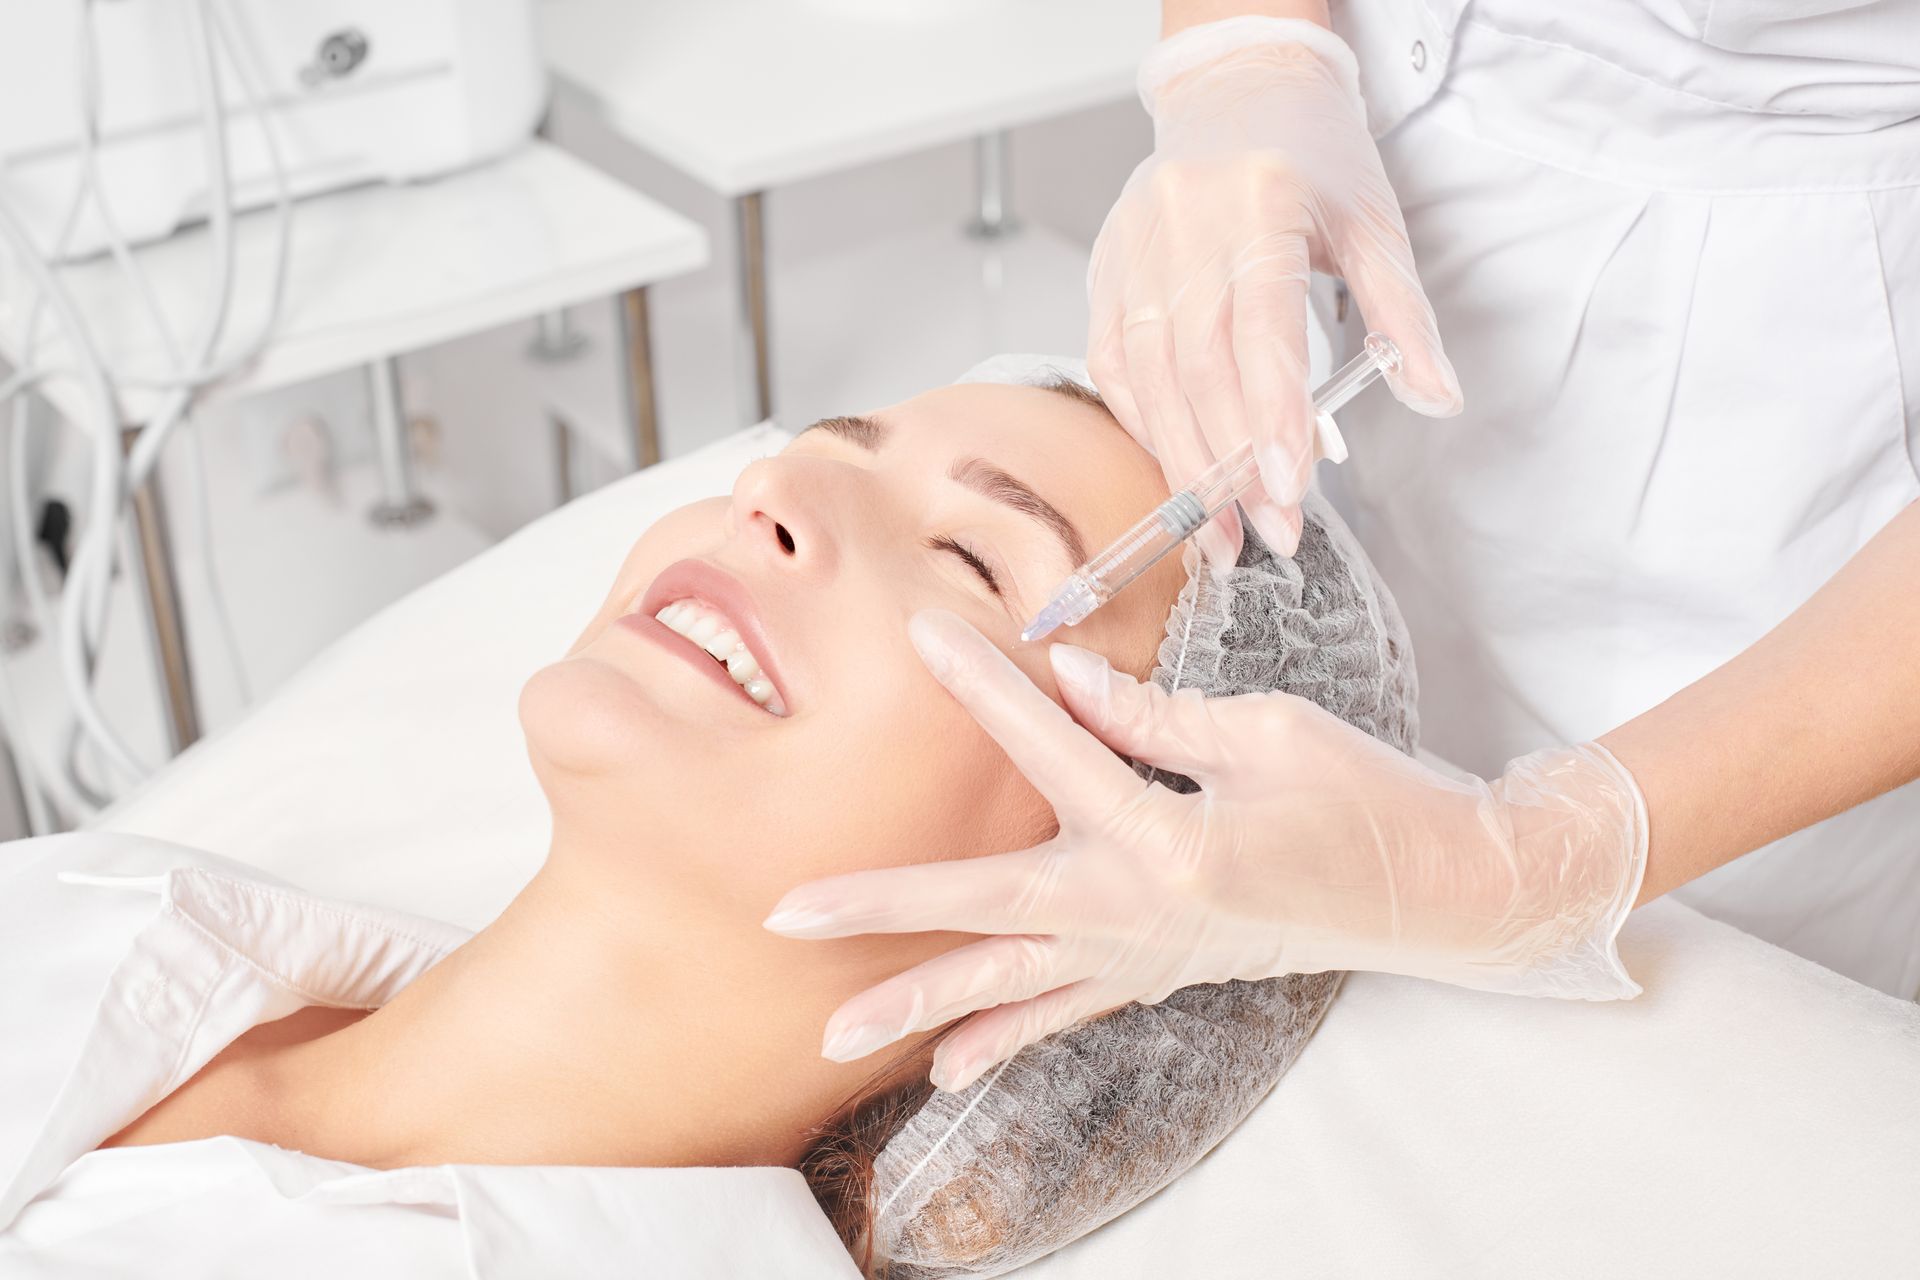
255,841,916,1171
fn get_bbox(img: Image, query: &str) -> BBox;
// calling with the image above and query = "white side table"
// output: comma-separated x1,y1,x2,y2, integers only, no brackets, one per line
540,0,1156,422
1,141,708,755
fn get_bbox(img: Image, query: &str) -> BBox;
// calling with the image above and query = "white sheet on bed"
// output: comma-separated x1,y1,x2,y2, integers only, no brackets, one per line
99,425,1920,1277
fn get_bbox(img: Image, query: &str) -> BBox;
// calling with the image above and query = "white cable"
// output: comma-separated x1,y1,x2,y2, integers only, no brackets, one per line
0,8,105,826
4,0,243,791
63,718,113,812
0,373,63,834
0,368,69,406
0,197,139,782
0,5,130,795
7,8,100,670
120,0,235,495
178,0,290,709
0,372,106,826
99,0,294,395
75,20,186,373
0,672,55,836
3,0,295,808
3,0,188,792
57,0,237,785
72,0,277,710
0,631,56,835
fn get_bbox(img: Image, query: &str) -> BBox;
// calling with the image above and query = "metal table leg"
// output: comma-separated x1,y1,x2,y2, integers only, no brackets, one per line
734,192,772,424
121,439,202,753
967,130,1020,240
366,355,434,528
550,413,577,506
618,286,661,469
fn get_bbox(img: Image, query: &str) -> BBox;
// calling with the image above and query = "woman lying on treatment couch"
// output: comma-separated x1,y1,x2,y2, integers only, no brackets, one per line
0,366,1415,1278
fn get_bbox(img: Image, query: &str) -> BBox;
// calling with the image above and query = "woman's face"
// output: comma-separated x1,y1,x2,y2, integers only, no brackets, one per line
519,380,1182,927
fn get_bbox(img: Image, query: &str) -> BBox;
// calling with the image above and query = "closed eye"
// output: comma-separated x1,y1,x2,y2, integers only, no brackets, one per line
928,535,1002,597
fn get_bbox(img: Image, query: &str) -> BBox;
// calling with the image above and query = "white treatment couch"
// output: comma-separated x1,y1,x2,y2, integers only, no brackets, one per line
99,426,1920,1277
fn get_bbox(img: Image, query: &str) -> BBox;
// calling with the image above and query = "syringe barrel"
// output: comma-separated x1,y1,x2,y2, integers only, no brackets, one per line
1054,333,1401,622
1077,501,1192,605
1179,335,1400,518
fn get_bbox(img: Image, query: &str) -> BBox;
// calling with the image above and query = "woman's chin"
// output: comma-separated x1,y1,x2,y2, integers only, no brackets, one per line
518,657,690,780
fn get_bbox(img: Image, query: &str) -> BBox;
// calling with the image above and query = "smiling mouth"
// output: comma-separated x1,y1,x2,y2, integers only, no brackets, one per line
648,599,789,716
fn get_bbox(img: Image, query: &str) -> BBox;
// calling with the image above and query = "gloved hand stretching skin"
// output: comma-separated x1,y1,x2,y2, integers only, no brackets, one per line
1088,16,1461,563
765,609,1647,1093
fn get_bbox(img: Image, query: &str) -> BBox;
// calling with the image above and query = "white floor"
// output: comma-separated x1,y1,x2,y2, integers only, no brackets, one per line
0,99,1147,835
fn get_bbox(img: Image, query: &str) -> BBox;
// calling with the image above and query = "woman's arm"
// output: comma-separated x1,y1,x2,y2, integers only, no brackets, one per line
1605,500,1920,903
1161,0,1329,37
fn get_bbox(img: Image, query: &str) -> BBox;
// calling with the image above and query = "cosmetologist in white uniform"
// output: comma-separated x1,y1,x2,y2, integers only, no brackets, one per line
761,0,1920,1092
1328,0,1920,997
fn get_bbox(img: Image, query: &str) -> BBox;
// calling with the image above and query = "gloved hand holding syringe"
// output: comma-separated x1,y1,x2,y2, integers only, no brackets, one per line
1021,333,1401,642
765,322,1660,1093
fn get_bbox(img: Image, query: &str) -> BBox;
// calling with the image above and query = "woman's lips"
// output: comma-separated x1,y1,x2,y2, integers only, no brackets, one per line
645,599,788,713
617,612,775,714
618,560,793,717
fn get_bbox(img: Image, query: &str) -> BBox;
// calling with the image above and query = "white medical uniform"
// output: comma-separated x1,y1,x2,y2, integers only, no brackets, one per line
0,833,859,1280
1323,0,1920,997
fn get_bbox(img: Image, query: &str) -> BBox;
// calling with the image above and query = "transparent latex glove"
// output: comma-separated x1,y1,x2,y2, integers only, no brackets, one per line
1088,17,1461,564
765,611,1647,1092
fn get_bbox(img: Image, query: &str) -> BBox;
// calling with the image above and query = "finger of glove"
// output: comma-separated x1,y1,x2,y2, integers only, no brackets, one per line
1049,643,1233,783
1232,243,1315,555
819,934,1098,1064
1195,505,1243,575
1087,307,1151,457
1337,200,1462,417
1125,310,1244,567
1242,496,1305,560
909,608,1145,816
930,980,1116,1093
1174,296,1266,573
1174,277,1254,488
1086,199,1153,453
763,841,1072,940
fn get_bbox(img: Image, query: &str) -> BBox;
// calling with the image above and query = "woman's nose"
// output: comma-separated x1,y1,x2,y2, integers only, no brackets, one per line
729,456,844,580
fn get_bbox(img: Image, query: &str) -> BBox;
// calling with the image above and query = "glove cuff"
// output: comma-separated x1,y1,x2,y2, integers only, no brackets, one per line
1138,16,1363,113
1495,741,1651,1001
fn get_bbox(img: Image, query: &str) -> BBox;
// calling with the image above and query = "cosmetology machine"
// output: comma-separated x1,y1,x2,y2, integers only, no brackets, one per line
0,0,546,258
0,0,544,831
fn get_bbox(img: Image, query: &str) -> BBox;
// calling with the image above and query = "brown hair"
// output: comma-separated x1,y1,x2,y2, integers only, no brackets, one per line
799,1031,956,1276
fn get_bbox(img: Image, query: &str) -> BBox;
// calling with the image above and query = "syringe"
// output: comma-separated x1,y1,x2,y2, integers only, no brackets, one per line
1020,333,1401,643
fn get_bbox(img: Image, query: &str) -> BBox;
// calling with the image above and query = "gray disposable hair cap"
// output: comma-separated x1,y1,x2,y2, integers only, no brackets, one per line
868,358,1420,1277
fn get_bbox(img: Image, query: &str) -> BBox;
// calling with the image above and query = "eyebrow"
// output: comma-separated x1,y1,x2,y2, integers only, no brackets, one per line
800,414,888,450
948,457,1087,568
798,412,1090,569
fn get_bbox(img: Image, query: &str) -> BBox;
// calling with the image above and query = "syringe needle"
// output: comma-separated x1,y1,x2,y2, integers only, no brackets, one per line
1020,575,1098,643
1020,600,1071,644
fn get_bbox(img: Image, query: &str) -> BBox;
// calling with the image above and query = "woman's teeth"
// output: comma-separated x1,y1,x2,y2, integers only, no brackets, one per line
652,600,788,715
